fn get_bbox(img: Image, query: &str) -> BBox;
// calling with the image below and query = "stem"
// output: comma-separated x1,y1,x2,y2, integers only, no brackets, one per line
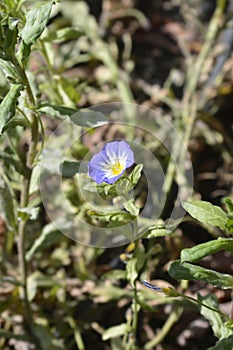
183,295,231,323
163,2,225,197
17,177,42,349
126,238,140,350
12,53,43,348
145,306,183,349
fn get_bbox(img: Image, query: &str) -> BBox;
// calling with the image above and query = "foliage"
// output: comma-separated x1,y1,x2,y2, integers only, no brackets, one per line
0,0,232,350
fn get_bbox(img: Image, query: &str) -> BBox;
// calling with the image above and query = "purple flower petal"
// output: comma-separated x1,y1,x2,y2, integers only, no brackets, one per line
88,141,135,184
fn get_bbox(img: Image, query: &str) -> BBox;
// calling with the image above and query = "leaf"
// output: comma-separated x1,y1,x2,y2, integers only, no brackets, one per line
0,176,16,230
126,257,138,287
208,335,233,350
128,164,143,185
168,260,233,289
38,104,77,119
102,324,129,341
0,84,23,135
140,225,173,238
123,198,139,216
4,17,18,52
60,160,82,177
21,1,54,45
224,198,233,214
0,59,17,80
70,109,108,128
183,200,228,229
26,223,63,261
181,238,233,263
198,294,233,340
44,27,84,43
27,271,59,301
0,151,24,174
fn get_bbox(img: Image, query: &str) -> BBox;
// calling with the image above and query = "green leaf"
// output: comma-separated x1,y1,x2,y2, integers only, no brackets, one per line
38,104,77,119
27,271,59,301
208,335,233,350
0,84,23,135
60,160,82,177
198,294,233,340
0,59,17,80
128,164,143,185
140,225,173,238
44,27,84,43
102,324,129,341
181,238,233,263
70,109,108,128
0,176,16,230
26,223,63,261
126,257,138,287
21,1,54,45
224,198,233,214
183,200,228,229
168,260,233,289
4,17,18,52
0,151,24,174
123,198,139,216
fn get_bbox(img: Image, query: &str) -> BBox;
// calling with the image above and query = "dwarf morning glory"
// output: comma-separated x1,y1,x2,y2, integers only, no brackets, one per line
88,140,135,184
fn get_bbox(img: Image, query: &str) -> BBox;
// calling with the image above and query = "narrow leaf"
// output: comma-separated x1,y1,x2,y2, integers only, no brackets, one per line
181,238,233,263
168,260,233,289
102,324,128,341
0,177,16,230
26,223,62,261
0,84,23,135
128,164,143,185
70,109,108,128
38,104,77,119
44,27,83,43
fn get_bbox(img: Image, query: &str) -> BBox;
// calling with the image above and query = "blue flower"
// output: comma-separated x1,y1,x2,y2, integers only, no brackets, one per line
88,141,135,184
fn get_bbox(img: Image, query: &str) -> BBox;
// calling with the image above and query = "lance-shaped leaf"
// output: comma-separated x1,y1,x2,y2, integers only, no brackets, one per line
169,260,233,289
0,84,23,135
181,238,233,263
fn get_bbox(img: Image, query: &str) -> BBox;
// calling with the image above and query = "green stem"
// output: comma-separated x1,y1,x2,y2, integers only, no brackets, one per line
183,295,231,323
12,53,43,348
145,306,183,349
163,2,225,197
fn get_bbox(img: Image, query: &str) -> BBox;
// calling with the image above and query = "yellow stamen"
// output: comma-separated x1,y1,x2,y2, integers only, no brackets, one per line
111,161,124,176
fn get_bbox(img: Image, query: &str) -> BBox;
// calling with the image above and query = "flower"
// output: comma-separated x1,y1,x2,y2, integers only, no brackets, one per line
88,140,135,184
